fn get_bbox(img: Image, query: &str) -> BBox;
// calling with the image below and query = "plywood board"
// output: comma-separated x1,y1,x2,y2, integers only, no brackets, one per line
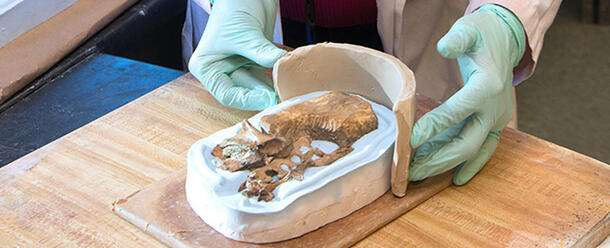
112,169,453,247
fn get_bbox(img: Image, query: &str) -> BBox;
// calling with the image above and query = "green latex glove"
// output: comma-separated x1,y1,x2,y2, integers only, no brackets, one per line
408,4,526,185
188,0,286,111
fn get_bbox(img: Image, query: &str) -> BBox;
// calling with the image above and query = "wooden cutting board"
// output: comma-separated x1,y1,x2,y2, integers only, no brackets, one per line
112,169,453,247
1,74,608,247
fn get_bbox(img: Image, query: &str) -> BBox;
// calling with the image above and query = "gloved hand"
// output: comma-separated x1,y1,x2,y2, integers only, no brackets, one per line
408,4,526,185
188,0,286,111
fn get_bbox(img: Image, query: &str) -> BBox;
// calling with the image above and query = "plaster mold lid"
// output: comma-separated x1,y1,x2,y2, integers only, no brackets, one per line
187,91,396,243
274,42,417,197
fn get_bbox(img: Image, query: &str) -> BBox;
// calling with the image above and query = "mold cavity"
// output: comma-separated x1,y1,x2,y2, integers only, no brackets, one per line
299,146,310,154
311,140,339,153
290,155,301,163
270,176,280,184
311,154,321,161
265,170,278,177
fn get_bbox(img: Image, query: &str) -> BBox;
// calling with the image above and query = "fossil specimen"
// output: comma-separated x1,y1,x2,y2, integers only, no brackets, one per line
212,91,378,201
239,136,355,201
211,120,286,172
260,91,378,147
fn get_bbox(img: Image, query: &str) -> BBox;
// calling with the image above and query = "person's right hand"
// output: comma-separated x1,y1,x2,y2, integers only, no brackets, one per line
408,4,526,185
188,0,286,111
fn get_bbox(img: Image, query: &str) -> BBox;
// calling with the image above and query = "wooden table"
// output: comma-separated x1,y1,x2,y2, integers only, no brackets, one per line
1,74,608,247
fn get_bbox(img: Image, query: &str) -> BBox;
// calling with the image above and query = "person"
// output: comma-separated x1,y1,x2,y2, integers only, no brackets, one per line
182,0,561,186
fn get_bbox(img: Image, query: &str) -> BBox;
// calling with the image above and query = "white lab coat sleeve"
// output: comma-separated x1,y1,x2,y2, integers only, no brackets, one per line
466,0,562,84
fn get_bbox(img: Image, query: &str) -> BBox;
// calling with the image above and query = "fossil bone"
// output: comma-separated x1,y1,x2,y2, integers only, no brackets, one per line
239,136,355,201
260,91,378,147
211,120,286,172
213,91,377,201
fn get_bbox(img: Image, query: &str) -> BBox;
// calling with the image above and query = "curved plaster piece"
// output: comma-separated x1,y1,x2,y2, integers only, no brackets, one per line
273,43,416,197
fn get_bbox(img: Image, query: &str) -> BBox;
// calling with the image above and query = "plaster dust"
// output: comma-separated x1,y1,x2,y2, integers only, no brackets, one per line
186,91,396,243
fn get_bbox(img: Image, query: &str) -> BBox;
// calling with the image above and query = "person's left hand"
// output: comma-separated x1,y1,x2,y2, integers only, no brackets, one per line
408,4,526,185
188,0,285,111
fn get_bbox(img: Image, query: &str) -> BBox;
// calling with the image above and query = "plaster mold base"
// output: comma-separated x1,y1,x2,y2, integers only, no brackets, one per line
186,146,392,243
186,91,396,243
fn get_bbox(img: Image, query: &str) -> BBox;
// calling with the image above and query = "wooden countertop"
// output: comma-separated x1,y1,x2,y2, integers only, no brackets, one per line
1,74,608,247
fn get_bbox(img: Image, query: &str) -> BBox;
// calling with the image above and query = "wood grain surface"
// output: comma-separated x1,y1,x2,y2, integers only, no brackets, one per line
112,169,453,247
0,74,608,247
111,93,449,248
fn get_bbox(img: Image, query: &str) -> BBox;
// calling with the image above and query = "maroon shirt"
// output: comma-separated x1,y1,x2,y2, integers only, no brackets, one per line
280,0,377,28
